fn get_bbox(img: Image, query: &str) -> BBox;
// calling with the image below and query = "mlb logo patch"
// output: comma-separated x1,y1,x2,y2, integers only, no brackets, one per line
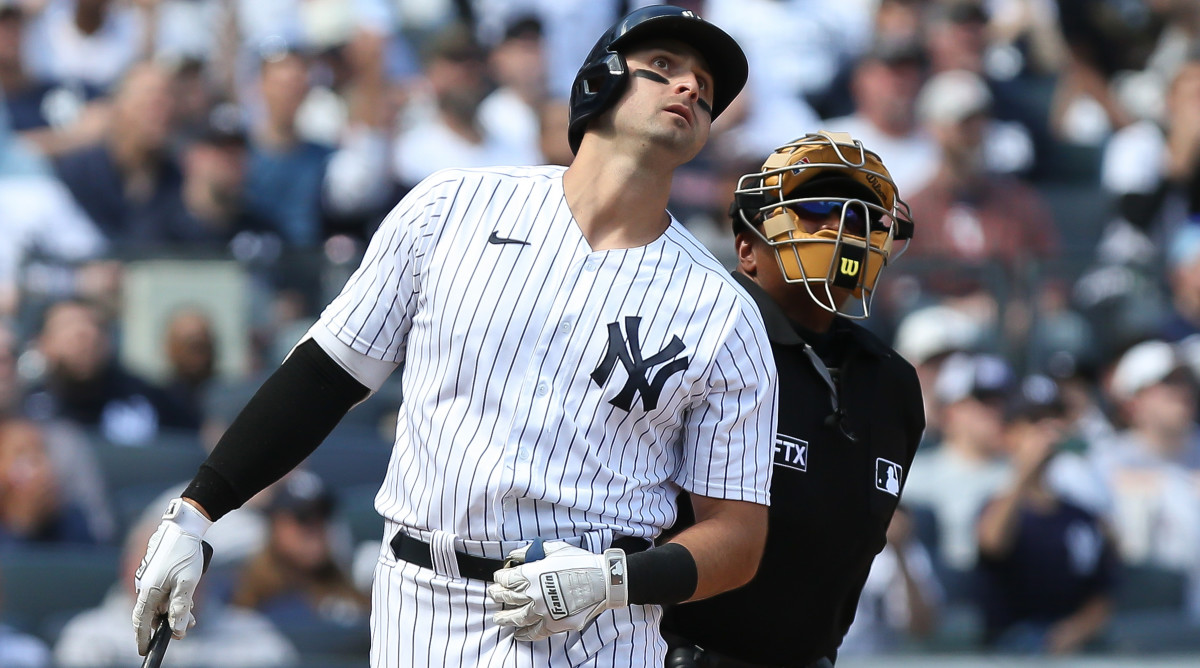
875,458,902,496
774,434,808,472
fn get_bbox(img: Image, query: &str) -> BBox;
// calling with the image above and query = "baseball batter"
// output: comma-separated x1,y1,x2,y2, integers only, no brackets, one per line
131,7,777,668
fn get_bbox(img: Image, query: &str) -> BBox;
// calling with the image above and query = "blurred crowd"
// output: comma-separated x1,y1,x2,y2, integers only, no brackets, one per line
1,0,1200,665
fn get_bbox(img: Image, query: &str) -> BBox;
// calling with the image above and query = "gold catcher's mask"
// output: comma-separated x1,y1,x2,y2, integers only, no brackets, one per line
732,131,914,319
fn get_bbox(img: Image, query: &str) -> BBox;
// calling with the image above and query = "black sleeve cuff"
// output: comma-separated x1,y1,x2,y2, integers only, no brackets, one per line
627,542,698,605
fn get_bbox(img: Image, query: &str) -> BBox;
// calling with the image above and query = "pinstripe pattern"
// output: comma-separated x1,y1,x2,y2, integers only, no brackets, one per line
320,166,777,666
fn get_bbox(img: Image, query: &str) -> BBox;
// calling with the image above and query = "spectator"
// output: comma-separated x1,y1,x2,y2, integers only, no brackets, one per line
0,0,108,157
177,103,270,245
1101,54,1200,243
892,303,986,445
902,352,1015,579
473,0,652,100
54,502,298,667
824,38,939,195
839,505,943,655
0,172,106,318
1095,340,1200,576
478,16,546,164
921,0,1037,174
23,298,193,445
1051,0,1156,144
1,319,116,541
0,566,50,668
392,23,538,188
1160,223,1200,342
976,375,1118,654
160,305,216,432
0,417,97,546
905,69,1057,272
20,0,152,91
244,40,389,246
874,0,925,45
51,60,197,246
230,470,368,628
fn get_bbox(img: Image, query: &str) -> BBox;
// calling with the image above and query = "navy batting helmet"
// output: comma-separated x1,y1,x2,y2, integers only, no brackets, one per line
567,5,748,154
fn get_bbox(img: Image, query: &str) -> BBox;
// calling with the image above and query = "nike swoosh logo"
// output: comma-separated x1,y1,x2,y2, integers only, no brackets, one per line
488,231,530,246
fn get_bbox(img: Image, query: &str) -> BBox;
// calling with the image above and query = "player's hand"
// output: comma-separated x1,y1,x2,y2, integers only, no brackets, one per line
486,539,628,641
132,498,213,655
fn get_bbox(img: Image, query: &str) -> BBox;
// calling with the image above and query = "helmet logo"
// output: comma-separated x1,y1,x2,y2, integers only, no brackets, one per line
832,244,866,289
789,157,811,175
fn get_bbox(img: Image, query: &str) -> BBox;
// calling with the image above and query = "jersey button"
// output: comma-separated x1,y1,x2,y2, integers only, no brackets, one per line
518,448,531,461
559,320,572,334
502,498,515,511
536,381,549,396
584,259,598,272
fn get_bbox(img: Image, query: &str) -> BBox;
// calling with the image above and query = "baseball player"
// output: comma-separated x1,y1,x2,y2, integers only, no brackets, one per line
132,6,778,668
661,132,925,668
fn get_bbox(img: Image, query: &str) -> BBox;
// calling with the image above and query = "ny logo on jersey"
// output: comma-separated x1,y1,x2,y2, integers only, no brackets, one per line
591,316,688,412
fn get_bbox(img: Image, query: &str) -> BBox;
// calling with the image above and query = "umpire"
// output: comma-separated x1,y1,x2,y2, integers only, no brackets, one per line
662,132,926,668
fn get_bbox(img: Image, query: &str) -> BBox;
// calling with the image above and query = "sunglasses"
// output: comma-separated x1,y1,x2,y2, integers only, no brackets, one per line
789,200,883,237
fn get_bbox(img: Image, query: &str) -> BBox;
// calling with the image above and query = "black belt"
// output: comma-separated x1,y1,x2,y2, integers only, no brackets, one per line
389,532,651,582
667,644,833,668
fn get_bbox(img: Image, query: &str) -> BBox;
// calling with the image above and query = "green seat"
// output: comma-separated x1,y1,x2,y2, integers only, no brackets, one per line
0,545,121,642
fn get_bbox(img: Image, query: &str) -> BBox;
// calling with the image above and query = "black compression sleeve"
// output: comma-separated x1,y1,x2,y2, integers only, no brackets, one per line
627,542,698,605
182,338,370,520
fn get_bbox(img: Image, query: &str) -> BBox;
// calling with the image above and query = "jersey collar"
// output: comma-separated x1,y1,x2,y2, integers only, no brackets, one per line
731,271,892,359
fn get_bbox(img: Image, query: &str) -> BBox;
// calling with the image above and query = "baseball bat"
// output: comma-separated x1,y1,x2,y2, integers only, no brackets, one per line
141,540,214,668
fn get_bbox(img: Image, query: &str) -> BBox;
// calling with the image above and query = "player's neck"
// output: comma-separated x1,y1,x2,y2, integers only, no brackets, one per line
563,146,674,251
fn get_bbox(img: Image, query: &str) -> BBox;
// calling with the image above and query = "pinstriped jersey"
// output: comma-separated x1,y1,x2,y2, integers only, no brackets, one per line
316,165,777,542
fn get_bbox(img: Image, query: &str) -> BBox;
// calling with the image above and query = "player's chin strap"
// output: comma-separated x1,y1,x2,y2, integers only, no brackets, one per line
631,69,712,115
801,344,858,443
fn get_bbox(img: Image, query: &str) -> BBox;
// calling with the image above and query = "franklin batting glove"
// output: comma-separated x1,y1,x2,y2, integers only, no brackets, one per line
486,539,628,641
132,498,212,655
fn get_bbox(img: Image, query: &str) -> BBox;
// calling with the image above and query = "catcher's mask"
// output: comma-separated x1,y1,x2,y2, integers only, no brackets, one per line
732,131,914,319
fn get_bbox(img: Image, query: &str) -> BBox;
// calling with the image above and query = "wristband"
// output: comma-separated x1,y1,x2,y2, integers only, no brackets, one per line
163,498,213,537
627,542,697,605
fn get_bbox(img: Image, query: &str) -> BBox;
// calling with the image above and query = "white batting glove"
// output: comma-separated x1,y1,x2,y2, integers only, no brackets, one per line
486,539,628,642
132,498,212,655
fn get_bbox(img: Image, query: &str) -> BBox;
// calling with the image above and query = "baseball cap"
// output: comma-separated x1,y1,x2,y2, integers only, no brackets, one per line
267,470,336,523
916,69,992,125
934,352,1015,405
1109,339,1189,401
1005,374,1066,422
186,102,248,147
423,23,487,64
862,38,925,67
929,0,989,25
894,304,984,365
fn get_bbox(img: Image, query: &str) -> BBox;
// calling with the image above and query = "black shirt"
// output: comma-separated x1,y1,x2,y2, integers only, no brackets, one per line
661,273,926,666
977,498,1117,645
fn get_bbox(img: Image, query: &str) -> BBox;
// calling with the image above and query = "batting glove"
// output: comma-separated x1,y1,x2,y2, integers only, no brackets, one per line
486,539,628,641
132,498,212,655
